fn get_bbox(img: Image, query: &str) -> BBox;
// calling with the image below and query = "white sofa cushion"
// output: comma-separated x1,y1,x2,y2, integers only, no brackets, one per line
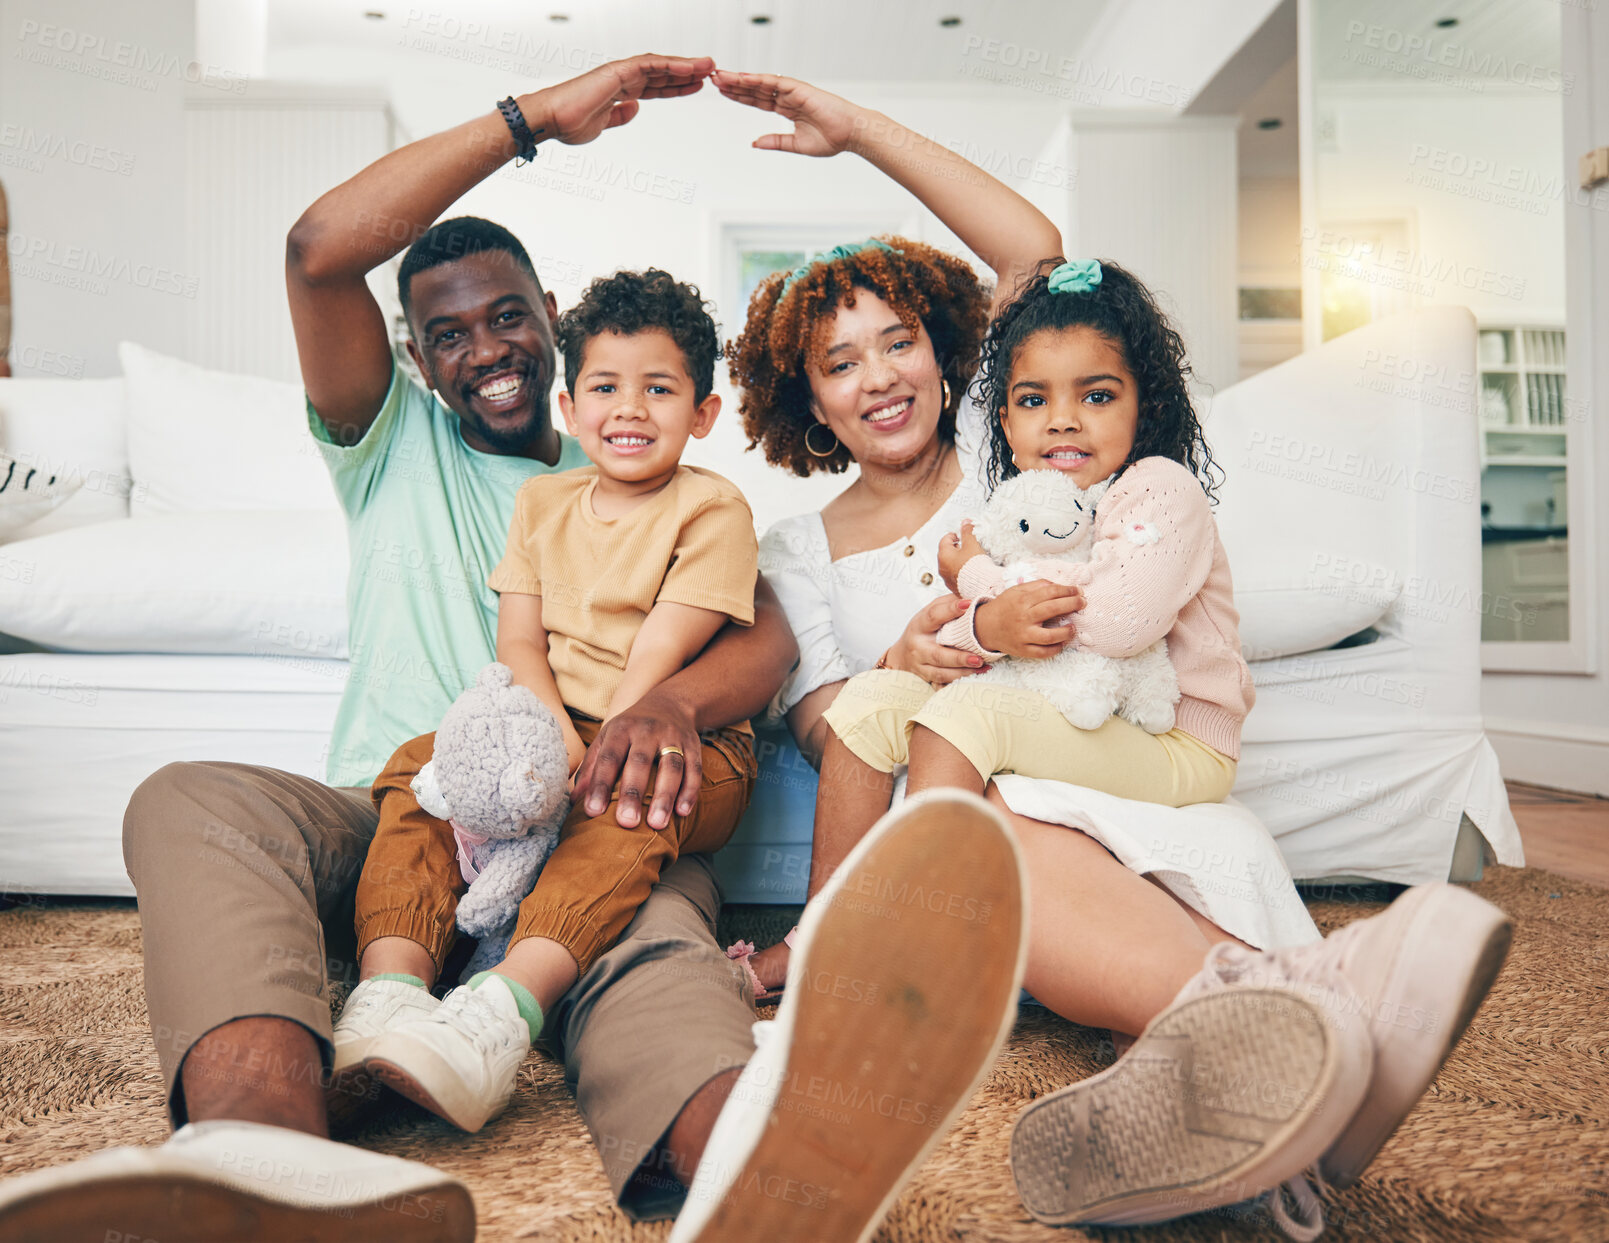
1207,347,1419,659
0,377,131,539
0,511,349,657
1234,568,1402,663
119,342,339,515
0,451,82,538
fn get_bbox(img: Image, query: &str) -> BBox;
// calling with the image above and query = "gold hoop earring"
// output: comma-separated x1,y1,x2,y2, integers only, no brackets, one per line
805,422,840,458
942,380,952,408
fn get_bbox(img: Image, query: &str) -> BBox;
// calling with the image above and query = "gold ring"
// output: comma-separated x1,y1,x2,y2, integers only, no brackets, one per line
658,745,685,761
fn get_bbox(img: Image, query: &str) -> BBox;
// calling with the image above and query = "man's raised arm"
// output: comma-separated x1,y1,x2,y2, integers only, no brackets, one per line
285,54,713,440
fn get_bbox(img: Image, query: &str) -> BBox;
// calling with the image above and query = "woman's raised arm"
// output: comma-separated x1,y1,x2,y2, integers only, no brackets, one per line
713,70,1062,309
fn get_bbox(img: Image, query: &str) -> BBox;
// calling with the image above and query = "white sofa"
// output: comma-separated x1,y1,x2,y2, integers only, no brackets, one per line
0,312,1523,899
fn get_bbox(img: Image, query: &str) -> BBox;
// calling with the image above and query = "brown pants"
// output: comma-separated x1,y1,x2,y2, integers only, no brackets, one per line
121,760,760,1220
356,717,757,976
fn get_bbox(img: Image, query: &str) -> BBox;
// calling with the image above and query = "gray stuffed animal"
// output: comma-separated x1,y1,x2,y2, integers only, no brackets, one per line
411,662,571,976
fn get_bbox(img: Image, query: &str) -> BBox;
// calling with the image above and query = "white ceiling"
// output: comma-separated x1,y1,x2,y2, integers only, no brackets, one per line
264,0,1115,85
1310,0,1560,83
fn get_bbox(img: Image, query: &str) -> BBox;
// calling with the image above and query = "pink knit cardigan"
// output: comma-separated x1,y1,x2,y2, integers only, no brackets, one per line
940,456,1254,759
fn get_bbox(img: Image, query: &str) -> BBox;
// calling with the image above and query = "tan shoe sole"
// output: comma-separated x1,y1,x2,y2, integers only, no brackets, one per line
687,791,1028,1243
1012,987,1370,1226
0,1171,474,1243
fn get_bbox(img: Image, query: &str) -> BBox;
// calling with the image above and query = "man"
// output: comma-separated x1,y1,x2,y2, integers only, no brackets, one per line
0,54,1030,1243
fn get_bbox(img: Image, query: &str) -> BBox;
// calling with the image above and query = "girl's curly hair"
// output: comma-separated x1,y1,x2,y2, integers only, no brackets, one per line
976,259,1221,501
727,237,990,477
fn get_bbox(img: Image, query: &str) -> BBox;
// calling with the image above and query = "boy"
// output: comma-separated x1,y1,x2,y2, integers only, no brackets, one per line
335,269,759,1133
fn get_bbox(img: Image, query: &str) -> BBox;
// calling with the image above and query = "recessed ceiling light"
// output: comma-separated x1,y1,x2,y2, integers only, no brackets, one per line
363,9,384,18
1257,117,1283,130
1435,16,1459,27
549,12,570,21
750,14,772,24
939,15,962,26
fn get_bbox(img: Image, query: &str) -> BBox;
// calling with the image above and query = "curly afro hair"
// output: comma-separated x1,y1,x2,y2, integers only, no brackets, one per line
975,259,1222,501
555,268,721,403
727,237,990,477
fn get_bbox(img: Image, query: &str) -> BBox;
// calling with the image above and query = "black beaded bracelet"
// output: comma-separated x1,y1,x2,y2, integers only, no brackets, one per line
498,96,539,164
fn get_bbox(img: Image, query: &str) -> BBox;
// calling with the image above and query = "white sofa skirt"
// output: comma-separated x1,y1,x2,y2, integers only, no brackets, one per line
0,636,1521,903
0,652,343,896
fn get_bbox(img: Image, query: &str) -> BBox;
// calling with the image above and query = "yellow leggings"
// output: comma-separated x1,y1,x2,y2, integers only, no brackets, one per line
820,668,1236,807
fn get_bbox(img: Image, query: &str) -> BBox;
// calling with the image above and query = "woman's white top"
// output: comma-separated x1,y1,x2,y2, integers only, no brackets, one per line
756,395,1318,950
760,397,990,720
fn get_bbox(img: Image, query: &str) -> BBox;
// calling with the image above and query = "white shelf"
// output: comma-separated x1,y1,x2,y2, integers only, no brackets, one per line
1477,322,1568,459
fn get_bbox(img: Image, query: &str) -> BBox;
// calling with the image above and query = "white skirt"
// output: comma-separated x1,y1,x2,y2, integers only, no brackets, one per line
893,772,1320,951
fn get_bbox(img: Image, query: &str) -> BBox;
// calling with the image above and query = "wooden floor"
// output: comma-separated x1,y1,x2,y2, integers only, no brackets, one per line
1505,780,1609,888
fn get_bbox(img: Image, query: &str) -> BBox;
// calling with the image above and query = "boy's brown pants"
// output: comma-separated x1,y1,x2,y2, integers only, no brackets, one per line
355,715,757,977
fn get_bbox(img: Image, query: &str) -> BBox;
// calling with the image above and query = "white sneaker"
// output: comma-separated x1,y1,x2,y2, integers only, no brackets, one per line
332,977,442,1077
670,789,1029,1243
0,1119,473,1242
365,975,531,1133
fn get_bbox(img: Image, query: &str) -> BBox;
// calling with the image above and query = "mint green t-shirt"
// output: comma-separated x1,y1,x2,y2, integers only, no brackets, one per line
308,364,589,787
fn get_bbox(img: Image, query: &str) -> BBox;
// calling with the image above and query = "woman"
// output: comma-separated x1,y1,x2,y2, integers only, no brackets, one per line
715,68,1512,1237
717,68,1307,1014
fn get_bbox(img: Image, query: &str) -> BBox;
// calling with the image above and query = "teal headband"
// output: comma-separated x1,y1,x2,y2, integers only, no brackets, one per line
779,238,902,297
1048,259,1102,294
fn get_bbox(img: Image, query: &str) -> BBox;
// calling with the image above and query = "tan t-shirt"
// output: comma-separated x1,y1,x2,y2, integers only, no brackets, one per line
489,464,758,721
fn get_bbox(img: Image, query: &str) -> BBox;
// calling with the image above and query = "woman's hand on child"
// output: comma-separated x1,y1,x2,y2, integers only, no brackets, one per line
572,685,702,831
711,70,862,157
889,595,989,685
937,522,988,595
974,582,1085,660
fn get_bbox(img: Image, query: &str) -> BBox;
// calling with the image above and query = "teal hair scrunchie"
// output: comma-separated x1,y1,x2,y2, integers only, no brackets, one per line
779,238,902,297
1047,259,1103,295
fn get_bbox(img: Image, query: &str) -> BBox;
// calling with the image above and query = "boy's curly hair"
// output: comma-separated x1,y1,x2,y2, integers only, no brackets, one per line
555,268,721,403
727,238,990,477
975,259,1221,501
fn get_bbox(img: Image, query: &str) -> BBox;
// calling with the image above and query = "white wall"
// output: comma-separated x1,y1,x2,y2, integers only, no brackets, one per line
1036,114,1241,395
1076,0,1284,110
1240,176,1300,286
1312,87,1567,320
184,87,393,383
0,0,197,379
1237,176,1302,379
1478,4,1609,795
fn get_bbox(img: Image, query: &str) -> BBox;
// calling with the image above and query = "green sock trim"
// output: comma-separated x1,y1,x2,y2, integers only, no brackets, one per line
470,970,544,1041
372,972,427,989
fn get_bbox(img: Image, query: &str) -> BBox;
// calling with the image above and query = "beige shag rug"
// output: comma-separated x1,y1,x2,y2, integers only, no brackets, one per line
2,866,1606,1241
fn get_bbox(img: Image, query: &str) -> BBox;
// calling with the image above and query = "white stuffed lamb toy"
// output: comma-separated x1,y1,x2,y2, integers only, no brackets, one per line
966,469,1180,733
411,662,571,976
